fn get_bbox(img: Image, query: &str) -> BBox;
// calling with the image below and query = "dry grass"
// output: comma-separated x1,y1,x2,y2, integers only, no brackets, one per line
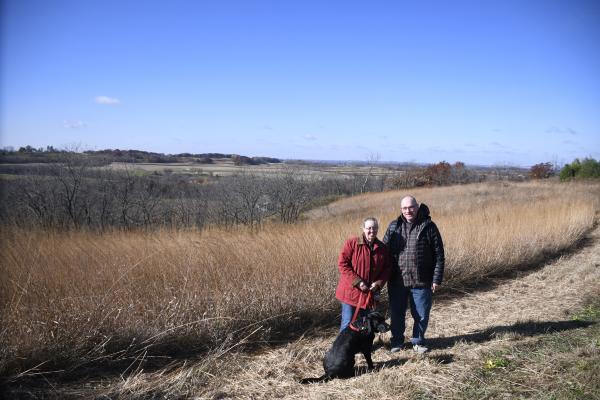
308,180,600,284
1,180,599,398
167,208,600,400
453,313,600,400
0,223,343,377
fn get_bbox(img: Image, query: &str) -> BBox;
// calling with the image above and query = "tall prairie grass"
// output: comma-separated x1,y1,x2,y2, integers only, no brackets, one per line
1,180,598,378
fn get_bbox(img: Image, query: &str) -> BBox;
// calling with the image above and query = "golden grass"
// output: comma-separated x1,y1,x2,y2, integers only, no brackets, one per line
1,180,599,382
154,216,600,400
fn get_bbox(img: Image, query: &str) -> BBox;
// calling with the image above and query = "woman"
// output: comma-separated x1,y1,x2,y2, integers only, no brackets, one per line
336,217,391,331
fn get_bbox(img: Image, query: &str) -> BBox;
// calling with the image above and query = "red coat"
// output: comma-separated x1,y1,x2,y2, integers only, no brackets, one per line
335,234,391,307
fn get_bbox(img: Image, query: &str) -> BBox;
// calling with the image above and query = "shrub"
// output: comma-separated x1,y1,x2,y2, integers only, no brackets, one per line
529,162,554,179
559,158,600,181
579,158,600,178
426,161,452,185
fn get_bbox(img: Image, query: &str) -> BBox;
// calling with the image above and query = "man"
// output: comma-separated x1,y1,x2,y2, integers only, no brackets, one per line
382,196,444,353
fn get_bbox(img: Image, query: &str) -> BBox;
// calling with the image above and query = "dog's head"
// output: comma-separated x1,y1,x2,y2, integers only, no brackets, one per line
368,311,390,333
349,311,390,335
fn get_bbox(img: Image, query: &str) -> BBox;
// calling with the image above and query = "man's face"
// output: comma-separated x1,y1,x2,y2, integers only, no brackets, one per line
362,220,378,243
401,199,418,222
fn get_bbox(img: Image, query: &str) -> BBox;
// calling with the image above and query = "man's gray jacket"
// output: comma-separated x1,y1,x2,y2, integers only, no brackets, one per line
382,203,445,286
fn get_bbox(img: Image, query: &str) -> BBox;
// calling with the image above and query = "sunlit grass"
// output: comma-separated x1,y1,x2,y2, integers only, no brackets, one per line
1,180,598,379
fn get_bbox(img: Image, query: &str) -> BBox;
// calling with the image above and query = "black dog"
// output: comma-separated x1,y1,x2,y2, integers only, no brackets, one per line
301,311,389,383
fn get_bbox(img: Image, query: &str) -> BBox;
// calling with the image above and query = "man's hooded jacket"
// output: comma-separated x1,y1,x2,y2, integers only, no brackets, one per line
382,203,445,286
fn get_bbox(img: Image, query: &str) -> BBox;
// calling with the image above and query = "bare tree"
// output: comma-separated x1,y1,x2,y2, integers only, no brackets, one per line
360,152,381,194
51,155,89,228
267,167,312,223
134,177,163,228
213,173,272,229
14,174,60,228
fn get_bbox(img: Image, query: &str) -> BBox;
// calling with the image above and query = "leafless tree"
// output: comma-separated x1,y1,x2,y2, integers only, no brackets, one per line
209,173,272,228
267,167,312,223
360,152,381,194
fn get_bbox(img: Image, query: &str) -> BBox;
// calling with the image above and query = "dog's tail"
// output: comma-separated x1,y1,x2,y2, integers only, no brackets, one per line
299,374,330,384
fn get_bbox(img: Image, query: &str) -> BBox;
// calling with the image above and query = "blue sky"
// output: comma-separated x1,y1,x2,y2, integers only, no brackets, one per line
1,0,599,166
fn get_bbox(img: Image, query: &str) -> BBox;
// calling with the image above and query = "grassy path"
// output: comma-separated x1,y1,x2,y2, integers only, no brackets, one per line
4,225,600,399
190,225,600,399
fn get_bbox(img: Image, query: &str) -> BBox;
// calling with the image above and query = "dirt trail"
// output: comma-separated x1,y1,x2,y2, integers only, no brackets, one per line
198,225,600,399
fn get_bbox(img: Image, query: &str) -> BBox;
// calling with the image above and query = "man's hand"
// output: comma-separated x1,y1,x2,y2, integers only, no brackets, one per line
358,281,369,292
432,283,440,293
369,283,380,292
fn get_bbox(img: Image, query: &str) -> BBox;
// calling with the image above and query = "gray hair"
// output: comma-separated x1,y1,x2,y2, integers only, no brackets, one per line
401,195,418,207
362,217,379,228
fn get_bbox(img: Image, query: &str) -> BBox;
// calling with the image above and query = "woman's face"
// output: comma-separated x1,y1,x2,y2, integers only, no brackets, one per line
362,220,378,243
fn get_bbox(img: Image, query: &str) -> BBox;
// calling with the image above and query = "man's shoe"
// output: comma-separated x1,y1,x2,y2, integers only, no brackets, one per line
412,344,428,353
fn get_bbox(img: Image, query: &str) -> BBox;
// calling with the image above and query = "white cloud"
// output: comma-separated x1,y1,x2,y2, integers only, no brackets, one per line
546,126,560,134
303,134,317,141
566,128,577,135
490,141,508,148
427,146,444,152
562,140,578,145
546,126,578,135
95,96,120,105
63,120,87,129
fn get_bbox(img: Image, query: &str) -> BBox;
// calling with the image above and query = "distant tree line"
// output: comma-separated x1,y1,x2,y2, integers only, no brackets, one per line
526,157,600,181
1,149,535,231
0,146,281,166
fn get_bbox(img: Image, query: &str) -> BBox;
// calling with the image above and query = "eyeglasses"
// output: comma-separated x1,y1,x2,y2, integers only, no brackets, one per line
401,206,417,211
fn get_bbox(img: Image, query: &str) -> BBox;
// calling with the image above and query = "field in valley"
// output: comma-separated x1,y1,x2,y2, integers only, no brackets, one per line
1,180,600,399
106,159,401,179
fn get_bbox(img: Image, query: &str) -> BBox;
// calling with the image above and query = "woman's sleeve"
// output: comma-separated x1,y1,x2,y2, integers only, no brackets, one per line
374,248,392,287
338,238,362,286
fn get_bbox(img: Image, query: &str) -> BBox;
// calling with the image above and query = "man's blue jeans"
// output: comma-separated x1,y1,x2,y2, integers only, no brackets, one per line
387,281,432,346
340,302,369,332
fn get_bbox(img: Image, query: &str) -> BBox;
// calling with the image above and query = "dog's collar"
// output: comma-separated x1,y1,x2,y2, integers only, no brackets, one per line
349,319,373,335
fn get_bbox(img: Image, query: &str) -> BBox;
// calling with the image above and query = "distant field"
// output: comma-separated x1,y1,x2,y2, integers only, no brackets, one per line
0,158,528,185
106,159,401,178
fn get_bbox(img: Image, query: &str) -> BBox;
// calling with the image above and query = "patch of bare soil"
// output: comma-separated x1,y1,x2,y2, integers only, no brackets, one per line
195,225,600,399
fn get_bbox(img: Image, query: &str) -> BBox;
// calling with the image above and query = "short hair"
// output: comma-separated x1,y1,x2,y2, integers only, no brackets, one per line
401,196,418,206
362,217,378,228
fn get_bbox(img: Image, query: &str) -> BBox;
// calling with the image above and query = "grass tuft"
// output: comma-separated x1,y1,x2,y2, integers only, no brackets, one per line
484,356,510,370
572,305,600,322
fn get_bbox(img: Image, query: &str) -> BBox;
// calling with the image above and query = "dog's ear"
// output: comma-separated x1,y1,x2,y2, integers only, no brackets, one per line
367,311,388,326
368,311,384,320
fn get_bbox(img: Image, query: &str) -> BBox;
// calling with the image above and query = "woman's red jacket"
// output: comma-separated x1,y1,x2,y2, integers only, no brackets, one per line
335,234,392,307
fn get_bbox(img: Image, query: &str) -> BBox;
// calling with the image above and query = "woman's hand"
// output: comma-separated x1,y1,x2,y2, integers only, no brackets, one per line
358,281,369,292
